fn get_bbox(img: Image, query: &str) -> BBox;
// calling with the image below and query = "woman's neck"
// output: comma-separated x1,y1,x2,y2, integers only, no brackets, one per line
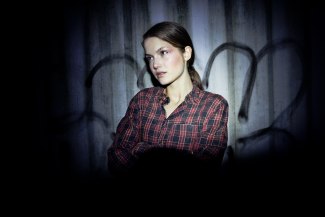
165,78,193,103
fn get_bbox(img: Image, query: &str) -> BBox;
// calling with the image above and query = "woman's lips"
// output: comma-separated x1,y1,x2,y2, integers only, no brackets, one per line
156,71,166,78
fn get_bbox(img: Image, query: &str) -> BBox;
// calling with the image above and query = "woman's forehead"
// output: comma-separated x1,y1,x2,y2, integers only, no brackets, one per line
143,37,174,53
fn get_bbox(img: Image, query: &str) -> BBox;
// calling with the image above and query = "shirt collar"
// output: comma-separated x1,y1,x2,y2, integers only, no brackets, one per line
157,85,201,105
185,85,201,104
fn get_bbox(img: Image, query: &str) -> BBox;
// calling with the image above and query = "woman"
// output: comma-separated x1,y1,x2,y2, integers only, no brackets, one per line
107,21,228,179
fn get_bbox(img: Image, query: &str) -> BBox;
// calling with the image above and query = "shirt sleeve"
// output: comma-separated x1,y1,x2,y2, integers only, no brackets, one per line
195,98,229,162
107,94,141,176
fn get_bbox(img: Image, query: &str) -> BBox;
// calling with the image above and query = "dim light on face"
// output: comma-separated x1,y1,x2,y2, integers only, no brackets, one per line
144,37,187,86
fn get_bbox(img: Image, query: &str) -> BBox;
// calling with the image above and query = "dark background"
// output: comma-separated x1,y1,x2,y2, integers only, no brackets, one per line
12,0,325,207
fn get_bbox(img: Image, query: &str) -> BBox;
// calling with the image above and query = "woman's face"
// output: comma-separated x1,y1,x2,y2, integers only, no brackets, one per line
143,37,188,86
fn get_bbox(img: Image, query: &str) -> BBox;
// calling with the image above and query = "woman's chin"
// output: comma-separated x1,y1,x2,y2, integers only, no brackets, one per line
157,79,170,86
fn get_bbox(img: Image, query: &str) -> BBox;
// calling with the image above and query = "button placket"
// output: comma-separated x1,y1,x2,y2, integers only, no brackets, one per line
158,119,168,145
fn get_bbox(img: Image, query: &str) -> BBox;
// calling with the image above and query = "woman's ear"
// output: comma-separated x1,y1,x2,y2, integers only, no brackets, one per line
184,46,192,61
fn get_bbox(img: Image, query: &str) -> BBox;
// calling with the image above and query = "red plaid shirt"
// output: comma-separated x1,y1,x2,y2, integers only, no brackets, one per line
107,86,228,175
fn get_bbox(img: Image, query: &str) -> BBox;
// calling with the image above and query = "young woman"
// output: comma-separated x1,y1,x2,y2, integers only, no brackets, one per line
107,21,228,179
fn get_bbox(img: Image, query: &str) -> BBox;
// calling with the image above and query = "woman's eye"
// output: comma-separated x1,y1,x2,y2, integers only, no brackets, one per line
145,56,153,62
160,50,168,55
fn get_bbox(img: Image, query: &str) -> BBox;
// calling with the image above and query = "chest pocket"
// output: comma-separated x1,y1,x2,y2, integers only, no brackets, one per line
162,123,201,149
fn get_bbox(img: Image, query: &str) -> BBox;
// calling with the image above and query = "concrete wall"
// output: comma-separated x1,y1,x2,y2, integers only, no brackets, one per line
39,0,318,180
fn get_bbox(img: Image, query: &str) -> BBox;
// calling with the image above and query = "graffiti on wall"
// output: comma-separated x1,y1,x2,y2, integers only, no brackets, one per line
85,38,305,154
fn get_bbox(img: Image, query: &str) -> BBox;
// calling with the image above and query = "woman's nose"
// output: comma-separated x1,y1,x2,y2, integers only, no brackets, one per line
153,57,161,69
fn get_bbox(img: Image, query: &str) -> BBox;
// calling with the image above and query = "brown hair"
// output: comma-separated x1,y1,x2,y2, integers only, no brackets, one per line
142,21,203,90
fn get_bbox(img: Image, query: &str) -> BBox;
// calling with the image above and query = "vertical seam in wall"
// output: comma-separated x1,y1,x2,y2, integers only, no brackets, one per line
266,0,275,151
224,0,236,151
224,0,237,149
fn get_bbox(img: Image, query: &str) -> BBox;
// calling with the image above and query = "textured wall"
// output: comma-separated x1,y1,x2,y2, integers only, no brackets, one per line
42,0,314,179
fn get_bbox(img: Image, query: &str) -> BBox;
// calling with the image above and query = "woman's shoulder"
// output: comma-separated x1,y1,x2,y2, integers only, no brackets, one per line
134,86,161,97
137,86,161,95
131,86,162,102
198,89,228,107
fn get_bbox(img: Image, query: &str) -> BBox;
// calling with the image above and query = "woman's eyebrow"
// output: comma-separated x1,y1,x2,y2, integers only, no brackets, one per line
145,47,168,56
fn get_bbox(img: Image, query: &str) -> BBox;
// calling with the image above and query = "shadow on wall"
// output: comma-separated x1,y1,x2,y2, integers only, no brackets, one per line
86,39,308,177
222,144,303,179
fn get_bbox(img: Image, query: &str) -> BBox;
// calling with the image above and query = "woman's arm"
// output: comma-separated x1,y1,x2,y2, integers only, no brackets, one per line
194,98,229,161
159,96,228,162
107,95,141,175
